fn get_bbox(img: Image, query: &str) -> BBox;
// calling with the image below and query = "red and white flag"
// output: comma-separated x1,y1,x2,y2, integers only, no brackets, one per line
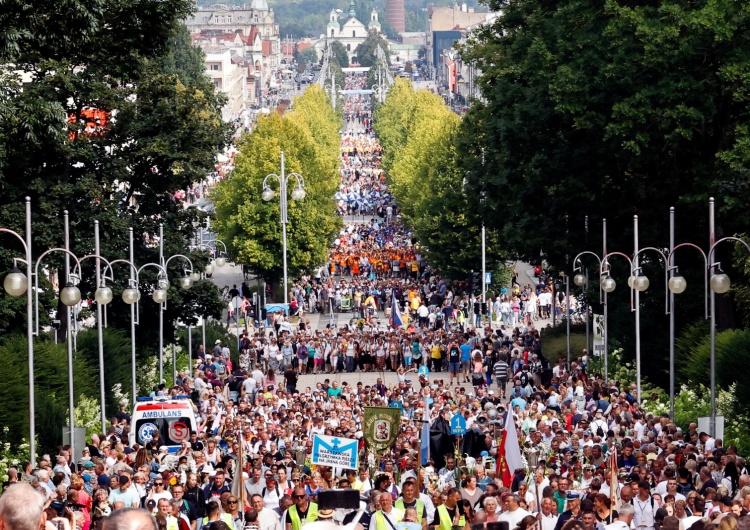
496,410,524,487
609,447,620,512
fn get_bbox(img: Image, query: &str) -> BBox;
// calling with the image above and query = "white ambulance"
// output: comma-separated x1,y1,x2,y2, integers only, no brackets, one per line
129,396,198,453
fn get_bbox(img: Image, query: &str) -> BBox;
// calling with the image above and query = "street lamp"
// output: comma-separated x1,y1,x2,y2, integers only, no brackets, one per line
668,198,750,436
572,218,609,381
27,211,84,460
102,254,168,404
0,198,35,462
156,224,195,385
262,151,306,308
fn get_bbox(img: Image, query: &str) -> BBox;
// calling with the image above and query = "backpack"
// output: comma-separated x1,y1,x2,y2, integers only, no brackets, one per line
595,421,606,437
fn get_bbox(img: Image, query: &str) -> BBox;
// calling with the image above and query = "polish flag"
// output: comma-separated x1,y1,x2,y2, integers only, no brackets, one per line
496,410,524,487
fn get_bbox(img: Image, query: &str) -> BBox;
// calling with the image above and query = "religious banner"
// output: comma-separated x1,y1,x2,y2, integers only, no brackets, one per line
312,434,359,470
363,406,401,453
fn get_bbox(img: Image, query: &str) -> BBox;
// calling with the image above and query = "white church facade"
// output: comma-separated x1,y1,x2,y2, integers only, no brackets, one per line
312,0,383,64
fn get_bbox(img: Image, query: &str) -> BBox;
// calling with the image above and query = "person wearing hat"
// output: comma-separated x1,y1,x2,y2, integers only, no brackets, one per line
553,492,582,530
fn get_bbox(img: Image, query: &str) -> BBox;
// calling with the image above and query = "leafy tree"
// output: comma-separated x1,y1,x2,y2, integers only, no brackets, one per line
456,0,750,382
298,47,320,67
355,30,390,67
0,2,229,349
374,79,507,278
212,88,342,286
330,41,350,69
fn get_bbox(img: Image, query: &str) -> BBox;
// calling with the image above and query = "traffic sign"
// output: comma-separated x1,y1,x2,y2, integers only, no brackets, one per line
169,421,189,442
450,413,467,435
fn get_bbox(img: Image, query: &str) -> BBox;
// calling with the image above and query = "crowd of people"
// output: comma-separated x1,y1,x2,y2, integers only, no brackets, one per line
1,76,747,530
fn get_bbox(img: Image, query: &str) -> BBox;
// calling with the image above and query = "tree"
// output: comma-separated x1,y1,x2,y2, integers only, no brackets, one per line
298,47,320,67
0,2,229,348
374,79,507,278
355,30,390,67
458,0,750,269
212,88,342,286
330,41,350,69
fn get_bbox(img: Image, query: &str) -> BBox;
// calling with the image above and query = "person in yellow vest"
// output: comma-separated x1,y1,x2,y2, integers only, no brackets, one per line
395,480,427,530
157,499,181,530
430,488,468,530
370,492,404,530
200,499,236,530
286,487,318,530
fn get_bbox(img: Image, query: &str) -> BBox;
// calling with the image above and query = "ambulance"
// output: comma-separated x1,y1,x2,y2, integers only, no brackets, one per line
129,395,198,453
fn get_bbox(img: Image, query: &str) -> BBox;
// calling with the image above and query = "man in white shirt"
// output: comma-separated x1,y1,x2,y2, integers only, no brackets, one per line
250,495,279,530
539,498,559,530
604,504,634,530
632,481,656,530
498,494,531,529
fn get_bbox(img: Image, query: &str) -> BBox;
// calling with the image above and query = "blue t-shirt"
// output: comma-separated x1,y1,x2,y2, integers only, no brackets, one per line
459,344,472,361
511,397,528,411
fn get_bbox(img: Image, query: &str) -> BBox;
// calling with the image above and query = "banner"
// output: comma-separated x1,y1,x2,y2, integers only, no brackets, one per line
363,406,401,453
593,314,604,356
311,434,359,470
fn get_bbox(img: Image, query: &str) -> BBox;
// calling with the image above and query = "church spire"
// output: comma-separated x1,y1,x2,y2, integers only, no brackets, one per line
348,0,357,19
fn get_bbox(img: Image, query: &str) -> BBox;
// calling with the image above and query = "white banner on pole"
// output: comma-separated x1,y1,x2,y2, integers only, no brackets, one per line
593,314,604,357
311,434,359,470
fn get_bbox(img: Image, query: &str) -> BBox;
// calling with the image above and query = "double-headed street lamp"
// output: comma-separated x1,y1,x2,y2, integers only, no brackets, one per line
262,151,306,308
156,224,196,385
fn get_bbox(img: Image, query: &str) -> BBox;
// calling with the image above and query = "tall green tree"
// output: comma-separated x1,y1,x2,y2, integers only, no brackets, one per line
212,88,342,286
0,2,229,347
374,79,507,278
355,30,390,67
330,41,350,69
456,0,750,383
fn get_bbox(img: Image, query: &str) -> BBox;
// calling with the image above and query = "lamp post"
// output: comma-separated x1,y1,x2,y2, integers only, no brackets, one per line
262,151,306,308
156,224,196,385
26,211,84,458
0,198,35,462
573,219,608,381
667,198,750,436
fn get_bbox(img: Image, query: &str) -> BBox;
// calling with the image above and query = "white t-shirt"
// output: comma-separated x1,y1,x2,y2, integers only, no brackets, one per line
498,508,531,529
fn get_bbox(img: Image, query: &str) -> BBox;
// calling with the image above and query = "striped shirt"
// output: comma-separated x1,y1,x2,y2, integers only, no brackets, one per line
493,361,509,379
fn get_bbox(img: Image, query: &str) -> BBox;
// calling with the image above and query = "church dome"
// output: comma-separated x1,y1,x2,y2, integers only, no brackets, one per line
250,0,269,10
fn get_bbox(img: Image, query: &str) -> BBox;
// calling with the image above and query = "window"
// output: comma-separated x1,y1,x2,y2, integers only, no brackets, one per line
346,44,351,51
331,29,335,37
352,30,356,37
210,64,221,71
214,16,219,23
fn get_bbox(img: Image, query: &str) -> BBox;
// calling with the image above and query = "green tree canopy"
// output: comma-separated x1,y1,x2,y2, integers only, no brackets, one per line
0,3,229,348
212,87,342,284
355,30,390,67
374,79,507,279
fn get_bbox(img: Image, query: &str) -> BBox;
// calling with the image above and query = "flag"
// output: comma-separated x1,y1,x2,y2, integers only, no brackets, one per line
496,410,523,487
390,294,403,329
231,432,246,507
420,400,431,466
609,447,619,513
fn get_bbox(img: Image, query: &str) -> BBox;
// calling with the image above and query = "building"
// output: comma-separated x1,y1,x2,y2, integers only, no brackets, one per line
426,3,487,70
203,47,248,121
313,0,384,63
385,0,406,33
186,2,282,111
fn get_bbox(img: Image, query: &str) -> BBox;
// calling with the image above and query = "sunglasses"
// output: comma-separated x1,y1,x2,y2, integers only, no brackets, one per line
293,495,306,499
228,500,238,504
154,483,164,486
